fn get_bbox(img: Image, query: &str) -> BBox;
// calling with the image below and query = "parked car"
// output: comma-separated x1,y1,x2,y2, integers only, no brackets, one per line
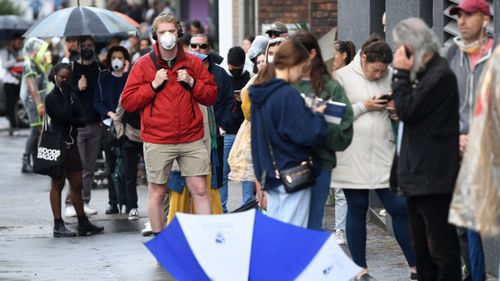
0,71,29,128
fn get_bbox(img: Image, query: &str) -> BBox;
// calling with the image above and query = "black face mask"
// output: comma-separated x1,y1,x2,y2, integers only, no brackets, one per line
59,80,72,94
230,68,243,77
81,48,94,60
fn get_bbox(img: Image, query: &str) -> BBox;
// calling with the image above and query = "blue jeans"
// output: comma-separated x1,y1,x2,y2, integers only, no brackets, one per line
220,134,255,212
220,134,235,213
468,229,485,281
307,169,331,230
343,188,416,268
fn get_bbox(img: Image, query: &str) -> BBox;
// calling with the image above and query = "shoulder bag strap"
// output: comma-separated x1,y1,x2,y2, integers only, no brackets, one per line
260,111,280,180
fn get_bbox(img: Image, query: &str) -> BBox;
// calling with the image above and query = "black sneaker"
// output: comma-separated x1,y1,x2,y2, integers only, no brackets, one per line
410,272,418,280
105,205,119,214
78,222,104,236
53,222,77,238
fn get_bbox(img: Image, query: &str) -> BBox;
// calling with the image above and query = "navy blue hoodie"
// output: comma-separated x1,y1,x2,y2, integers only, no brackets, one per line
249,78,327,190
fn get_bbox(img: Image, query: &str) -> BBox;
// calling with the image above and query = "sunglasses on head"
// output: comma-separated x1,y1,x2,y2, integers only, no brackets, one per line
190,43,209,49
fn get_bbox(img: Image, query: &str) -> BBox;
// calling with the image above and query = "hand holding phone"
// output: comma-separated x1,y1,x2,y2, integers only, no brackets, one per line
378,94,393,104
234,90,241,102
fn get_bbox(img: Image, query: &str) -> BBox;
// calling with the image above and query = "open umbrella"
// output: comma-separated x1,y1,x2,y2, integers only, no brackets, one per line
0,15,33,41
23,6,136,38
145,209,361,281
114,11,139,28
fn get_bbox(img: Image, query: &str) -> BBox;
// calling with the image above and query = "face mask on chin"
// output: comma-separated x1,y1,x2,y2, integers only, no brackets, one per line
453,37,485,54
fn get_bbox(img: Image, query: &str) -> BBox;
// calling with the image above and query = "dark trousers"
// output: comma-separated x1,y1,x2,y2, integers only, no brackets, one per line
4,83,20,130
106,144,118,206
343,188,416,268
406,194,462,281
66,122,102,205
121,139,142,211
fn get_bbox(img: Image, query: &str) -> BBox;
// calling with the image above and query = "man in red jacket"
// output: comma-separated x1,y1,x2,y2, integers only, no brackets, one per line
121,13,217,235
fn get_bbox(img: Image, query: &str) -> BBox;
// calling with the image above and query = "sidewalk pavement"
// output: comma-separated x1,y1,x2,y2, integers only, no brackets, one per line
0,119,417,281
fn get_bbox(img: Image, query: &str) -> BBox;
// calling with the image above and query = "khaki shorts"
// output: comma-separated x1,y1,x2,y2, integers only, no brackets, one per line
143,139,210,184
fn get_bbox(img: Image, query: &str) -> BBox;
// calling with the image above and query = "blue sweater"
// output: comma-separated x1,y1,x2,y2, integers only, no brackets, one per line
249,78,327,190
93,71,128,120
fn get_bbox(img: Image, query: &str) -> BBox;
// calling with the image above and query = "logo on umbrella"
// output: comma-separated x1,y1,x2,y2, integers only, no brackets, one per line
215,232,226,244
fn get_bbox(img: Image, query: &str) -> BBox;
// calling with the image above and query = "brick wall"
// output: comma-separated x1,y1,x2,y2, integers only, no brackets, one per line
258,0,337,39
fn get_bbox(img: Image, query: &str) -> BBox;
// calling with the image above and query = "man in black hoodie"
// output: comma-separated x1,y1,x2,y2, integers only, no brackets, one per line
222,46,253,209
64,36,101,218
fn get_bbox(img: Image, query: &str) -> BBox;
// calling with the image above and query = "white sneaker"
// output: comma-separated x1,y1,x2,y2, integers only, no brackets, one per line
84,204,98,216
128,208,139,220
64,206,77,217
335,229,346,245
141,221,153,237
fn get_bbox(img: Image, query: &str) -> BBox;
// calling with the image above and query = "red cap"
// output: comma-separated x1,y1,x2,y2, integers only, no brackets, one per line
450,0,491,16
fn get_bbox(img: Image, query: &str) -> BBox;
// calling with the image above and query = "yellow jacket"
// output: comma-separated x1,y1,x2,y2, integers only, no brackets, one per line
241,75,258,121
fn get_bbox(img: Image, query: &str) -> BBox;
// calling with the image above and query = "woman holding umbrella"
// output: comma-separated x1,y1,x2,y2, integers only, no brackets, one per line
45,62,104,237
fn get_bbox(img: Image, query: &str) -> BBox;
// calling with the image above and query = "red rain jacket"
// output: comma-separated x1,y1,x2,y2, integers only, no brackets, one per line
121,44,217,144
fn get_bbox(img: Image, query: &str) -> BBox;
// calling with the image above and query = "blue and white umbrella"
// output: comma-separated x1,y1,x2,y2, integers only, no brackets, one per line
145,209,361,281
23,6,136,38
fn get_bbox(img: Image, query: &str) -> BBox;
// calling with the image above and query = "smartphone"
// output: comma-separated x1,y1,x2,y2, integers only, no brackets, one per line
404,46,412,59
234,90,241,101
378,94,393,104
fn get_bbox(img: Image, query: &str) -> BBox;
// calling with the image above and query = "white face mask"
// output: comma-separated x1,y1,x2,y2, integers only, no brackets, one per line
267,55,274,63
160,32,176,50
111,58,124,71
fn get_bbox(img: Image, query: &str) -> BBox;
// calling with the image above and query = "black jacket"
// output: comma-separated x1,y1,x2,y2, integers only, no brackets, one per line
392,54,460,196
45,85,86,143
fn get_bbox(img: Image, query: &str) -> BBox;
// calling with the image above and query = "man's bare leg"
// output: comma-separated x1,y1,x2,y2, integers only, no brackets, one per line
148,182,168,233
185,175,211,214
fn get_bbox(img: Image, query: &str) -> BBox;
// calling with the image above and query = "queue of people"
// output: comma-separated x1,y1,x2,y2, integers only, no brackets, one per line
1,0,498,280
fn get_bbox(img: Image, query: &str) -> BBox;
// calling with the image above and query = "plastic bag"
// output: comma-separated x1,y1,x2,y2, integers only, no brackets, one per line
449,46,500,237
228,120,255,182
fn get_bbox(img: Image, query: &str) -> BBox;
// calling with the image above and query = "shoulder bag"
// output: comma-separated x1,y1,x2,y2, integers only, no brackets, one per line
262,115,315,193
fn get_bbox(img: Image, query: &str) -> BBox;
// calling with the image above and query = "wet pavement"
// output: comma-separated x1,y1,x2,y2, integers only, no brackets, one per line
0,119,417,281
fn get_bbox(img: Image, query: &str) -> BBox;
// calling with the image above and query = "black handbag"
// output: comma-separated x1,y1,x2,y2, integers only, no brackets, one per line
262,117,316,193
33,117,66,178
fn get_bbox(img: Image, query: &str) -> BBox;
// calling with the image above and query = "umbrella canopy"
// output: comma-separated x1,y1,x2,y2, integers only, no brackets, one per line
0,15,33,41
114,11,139,28
23,6,136,38
145,209,361,281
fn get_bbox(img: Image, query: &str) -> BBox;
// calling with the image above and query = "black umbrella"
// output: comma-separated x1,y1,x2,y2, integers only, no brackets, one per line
23,6,136,38
0,15,33,41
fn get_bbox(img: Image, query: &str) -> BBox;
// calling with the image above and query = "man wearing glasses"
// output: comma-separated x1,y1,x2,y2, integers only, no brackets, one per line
265,21,288,39
190,34,235,212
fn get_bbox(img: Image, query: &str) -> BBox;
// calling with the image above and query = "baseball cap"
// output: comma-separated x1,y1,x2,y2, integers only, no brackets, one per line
450,0,491,16
265,21,288,35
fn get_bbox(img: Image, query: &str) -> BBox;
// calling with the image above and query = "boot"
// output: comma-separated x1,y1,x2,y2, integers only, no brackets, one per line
53,220,77,238
21,154,33,173
77,216,104,236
